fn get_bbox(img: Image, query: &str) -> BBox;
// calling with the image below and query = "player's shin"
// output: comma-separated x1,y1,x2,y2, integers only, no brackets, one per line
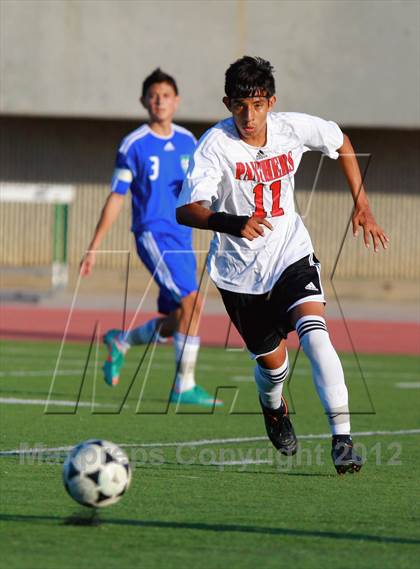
255,352,297,455
173,332,200,393
254,352,289,410
123,318,166,346
295,315,350,435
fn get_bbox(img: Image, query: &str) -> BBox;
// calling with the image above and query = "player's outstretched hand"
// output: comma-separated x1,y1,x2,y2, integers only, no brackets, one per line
79,251,96,276
352,206,389,252
241,216,273,240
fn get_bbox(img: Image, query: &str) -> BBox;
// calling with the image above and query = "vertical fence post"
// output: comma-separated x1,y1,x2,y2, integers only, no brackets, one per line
52,203,69,288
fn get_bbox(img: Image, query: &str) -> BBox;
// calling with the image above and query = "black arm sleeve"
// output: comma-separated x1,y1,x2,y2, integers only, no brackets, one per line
207,212,249,237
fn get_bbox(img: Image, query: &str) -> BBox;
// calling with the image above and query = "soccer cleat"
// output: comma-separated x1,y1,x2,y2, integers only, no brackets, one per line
102,329,127,387
169,385,223,407
260,396,298,456
331,435,363,475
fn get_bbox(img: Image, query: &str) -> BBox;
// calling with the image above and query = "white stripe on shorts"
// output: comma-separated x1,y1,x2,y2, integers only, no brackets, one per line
140,231,182,301
287,254,325,312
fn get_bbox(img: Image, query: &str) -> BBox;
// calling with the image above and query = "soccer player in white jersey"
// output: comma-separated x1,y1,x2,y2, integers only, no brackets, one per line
80,69,222,407
176,56,389,473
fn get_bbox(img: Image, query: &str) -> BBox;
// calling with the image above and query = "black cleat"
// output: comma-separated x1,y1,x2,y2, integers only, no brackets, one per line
331,435,363,475
260,396,298,456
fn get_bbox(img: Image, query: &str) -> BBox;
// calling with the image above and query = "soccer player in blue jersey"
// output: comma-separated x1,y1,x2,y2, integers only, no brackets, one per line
81,68,221,407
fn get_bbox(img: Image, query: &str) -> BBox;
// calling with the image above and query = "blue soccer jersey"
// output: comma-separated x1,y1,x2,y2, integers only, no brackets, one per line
111,123,196,235
110,123,198,313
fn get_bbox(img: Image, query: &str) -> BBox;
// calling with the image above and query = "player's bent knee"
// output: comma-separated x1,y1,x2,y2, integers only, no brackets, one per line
181,291,202,314
301,331,332,353
256,344,288,369
159,315,178,337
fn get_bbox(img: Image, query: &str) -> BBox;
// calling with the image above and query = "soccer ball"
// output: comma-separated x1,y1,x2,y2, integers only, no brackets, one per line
63,439,132,508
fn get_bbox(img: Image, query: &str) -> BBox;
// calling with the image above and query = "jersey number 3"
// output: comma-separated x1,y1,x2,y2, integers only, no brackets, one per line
253,180,284,218
149,156,160,181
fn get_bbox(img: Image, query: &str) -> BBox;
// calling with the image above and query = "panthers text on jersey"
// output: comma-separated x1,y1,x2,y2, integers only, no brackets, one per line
178,112,343,294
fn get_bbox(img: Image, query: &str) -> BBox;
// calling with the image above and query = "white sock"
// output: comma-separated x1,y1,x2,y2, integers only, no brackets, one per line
296,315,350,435
173,332,200,393
123,318,166,347
254,352,289,410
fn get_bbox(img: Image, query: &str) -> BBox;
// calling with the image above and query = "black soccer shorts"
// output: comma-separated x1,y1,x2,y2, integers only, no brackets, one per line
218,253,324,357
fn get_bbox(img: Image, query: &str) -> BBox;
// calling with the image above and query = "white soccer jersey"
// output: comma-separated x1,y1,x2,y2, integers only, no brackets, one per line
178,112,344,294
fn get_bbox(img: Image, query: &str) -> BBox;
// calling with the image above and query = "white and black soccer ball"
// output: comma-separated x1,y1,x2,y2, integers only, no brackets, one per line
63,439,132,508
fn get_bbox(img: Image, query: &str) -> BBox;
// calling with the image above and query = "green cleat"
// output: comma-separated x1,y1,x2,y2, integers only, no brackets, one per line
103,329,127,387
169,385,223,407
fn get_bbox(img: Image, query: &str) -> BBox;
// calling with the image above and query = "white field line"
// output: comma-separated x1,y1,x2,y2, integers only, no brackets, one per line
0,370,81,377
0,367,245,378
231,376,253,382
0,397,113,408
1,354,416,376
0,353,176,362
1,429,419,457
1,346,417,370
230,372,419,382
210,459,272,466
0,365,170,377
1,368,418,380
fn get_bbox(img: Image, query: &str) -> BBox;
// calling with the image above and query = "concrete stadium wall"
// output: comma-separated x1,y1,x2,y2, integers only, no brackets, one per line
1,0,419,126
0,115,419,191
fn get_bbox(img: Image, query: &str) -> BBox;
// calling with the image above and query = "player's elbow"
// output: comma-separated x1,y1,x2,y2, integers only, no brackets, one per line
176,206,189,226
339,132,351,152
177,203,208,230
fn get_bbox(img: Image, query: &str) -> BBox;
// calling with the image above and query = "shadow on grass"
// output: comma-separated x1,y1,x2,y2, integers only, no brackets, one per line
284,472,333,477
137,462,332,477
0,514,419,545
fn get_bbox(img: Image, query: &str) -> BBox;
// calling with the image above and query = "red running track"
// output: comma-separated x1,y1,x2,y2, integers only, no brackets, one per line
0,306,419,355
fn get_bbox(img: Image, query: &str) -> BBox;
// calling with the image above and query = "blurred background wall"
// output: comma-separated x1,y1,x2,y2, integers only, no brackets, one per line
2,0,419,124
1,0,419,298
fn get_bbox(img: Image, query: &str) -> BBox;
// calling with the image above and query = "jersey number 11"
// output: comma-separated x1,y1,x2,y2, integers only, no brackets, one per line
252,180,284,218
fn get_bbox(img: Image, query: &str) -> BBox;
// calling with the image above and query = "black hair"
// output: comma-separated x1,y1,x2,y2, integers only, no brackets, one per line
224,56,275,99
141,68,178,98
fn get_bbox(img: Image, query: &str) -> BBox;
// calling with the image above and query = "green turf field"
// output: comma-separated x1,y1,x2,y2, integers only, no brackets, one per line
0,339,419,569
